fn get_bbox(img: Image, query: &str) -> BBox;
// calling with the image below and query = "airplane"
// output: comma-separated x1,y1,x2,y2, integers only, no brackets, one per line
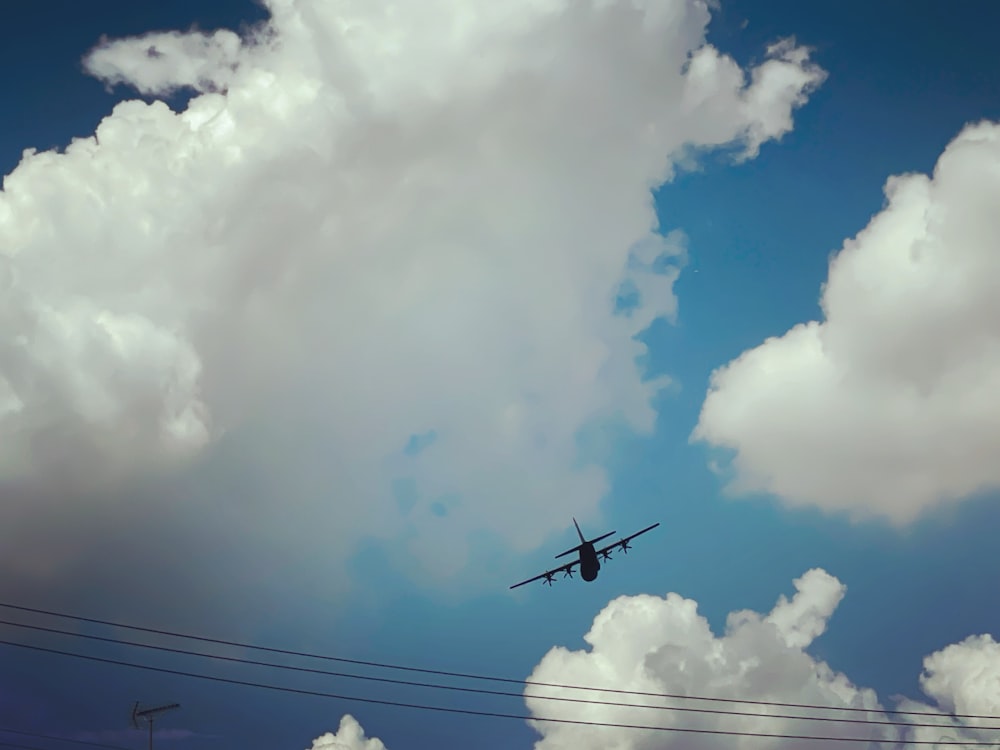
509,518,660,590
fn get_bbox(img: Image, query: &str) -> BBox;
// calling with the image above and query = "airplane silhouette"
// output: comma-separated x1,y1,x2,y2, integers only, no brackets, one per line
509,518,660,590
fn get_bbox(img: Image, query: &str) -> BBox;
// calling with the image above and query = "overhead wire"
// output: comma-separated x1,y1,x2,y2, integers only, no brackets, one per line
0,637,994,747
0,617,987,734
2,600,995,722
0,730,131,750
1,743,72,750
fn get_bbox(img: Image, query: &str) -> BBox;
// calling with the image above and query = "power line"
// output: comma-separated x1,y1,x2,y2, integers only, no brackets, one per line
0,729,130,750
1,743,70,750
1,601,993,722
0,617,981,733
0,638,994,746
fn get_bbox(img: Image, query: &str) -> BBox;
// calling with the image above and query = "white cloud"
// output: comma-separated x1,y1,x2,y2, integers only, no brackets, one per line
692,121,1000,525
0,0,823,590
307,715,386,750
84,29,245,96
525,569,997,749
916,634,1000,736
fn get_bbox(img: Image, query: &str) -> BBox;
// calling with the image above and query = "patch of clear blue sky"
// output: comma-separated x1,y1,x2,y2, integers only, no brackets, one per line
3,3,1000,750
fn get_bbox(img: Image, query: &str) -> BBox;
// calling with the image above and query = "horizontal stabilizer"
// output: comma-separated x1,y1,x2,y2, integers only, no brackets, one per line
555,544,583,559
588,530,616,546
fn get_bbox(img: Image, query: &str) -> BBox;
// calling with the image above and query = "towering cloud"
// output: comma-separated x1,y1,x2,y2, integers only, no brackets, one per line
0,0,823,592
692,121,1000,524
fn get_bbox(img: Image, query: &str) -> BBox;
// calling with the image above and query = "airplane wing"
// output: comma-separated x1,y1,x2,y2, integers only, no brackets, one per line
509,560,579,590
595,522,660,560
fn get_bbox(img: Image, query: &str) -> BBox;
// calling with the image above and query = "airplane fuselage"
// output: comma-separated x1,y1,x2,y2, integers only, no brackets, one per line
579,542,600,581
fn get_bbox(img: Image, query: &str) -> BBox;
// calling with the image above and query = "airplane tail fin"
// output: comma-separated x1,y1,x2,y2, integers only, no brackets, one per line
556,518,616,556
555,519,587,558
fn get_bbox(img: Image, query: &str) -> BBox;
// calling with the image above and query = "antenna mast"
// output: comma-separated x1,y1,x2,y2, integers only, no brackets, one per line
131,701,180,750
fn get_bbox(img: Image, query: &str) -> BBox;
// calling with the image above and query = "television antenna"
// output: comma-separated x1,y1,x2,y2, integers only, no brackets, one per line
131,702,180,750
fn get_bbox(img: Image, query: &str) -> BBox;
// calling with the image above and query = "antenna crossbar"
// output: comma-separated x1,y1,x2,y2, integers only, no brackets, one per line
130,701,180,750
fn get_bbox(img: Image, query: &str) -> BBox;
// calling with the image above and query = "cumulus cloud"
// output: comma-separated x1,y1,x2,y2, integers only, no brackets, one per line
307,715,386,750
525,569,998,749
0,0,824,591
692,121,1000,525
84,29,246,96
916,635,1000,733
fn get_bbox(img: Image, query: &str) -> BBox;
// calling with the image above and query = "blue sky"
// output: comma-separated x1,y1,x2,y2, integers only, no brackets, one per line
2,2,1000,750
